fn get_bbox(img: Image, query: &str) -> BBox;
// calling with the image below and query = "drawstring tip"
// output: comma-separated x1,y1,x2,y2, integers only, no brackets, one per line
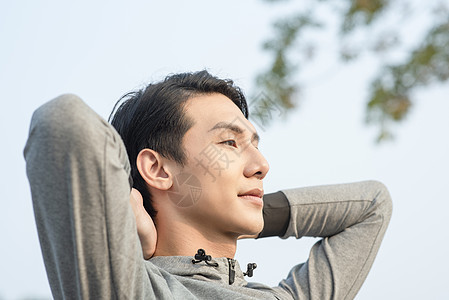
192,249,218,267
243,263,257,277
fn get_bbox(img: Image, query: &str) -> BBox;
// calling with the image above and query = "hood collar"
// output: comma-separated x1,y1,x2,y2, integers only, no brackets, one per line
149,255,248,286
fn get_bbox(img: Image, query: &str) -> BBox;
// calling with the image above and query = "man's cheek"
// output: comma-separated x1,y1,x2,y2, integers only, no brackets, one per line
192,144,235,182
167,172,202,208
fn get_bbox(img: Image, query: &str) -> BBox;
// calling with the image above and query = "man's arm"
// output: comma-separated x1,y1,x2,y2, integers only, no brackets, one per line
24,95,153,299
261,181,392,299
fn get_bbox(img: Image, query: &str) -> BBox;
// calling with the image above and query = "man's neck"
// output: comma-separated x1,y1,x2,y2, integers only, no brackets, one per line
153,218,238,258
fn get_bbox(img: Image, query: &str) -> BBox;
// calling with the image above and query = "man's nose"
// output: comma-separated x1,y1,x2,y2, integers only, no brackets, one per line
243,146,270,180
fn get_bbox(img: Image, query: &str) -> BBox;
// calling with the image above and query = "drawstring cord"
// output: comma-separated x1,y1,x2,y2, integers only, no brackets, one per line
191,249,257,283
192,249,219,267
243,263,257,277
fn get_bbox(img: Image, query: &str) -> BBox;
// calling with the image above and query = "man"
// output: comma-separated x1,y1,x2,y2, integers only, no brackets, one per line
25,70,392,299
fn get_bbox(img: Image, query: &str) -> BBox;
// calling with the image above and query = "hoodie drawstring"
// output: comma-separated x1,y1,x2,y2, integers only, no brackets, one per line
191,249,219,267
243,263,257,277
192,249,257,285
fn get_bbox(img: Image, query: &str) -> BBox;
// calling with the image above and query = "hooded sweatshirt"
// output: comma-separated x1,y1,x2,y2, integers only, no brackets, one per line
25,94,392,299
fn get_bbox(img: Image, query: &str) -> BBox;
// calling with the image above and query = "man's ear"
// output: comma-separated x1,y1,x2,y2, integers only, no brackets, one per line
136,149,173,191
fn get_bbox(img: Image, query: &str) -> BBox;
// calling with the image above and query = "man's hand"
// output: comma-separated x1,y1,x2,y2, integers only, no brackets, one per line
129,188,157,259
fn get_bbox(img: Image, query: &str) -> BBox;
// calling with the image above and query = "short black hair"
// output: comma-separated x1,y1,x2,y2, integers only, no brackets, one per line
109,70,249,218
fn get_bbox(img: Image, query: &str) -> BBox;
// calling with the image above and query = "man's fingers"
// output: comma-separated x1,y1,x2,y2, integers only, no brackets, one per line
131,188,143,204
129,188,157,259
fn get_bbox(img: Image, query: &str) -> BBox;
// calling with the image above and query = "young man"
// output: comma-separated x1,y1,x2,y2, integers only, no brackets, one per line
25,71,392,299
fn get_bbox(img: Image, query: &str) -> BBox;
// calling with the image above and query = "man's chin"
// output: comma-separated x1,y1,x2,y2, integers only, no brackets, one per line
245,220,264,236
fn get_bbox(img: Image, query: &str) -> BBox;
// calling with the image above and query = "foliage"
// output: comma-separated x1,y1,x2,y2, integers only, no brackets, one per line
253,0,449,141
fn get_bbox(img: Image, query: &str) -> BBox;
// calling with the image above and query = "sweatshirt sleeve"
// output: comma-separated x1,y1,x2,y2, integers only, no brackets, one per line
24,95,153,299
272,181,392,300
258,191,290,238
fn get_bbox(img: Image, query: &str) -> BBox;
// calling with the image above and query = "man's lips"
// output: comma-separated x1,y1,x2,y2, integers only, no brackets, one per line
238,188,264,198
238,189,264,206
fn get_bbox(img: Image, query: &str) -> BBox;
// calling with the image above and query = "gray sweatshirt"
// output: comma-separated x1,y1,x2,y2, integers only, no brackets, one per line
24,94,392,299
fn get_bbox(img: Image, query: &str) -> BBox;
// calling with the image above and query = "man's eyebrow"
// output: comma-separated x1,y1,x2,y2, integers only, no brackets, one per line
209,122,260,143
252,132,260,144
209,122,243,134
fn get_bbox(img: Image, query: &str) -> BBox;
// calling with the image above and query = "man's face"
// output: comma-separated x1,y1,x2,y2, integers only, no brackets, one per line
168,93,269,238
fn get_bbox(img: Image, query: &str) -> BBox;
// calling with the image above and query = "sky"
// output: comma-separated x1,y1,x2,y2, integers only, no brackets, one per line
1,1,448,299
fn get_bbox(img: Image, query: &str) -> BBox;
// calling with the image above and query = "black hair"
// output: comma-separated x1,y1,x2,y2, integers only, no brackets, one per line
109,70,248,218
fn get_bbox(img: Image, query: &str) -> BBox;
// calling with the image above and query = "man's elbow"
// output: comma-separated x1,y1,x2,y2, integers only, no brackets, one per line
368,180,393,224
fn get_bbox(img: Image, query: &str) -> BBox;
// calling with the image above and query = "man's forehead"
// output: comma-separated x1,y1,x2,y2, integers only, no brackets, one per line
185,93,257,133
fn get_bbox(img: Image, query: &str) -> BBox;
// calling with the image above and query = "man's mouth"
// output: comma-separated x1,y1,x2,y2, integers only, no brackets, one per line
238,189,264,206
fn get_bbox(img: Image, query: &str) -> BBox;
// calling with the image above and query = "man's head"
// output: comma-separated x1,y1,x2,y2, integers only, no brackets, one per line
110,70,269,236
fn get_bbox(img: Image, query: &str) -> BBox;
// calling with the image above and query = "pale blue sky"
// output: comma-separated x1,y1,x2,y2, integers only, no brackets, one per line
1,1,448,299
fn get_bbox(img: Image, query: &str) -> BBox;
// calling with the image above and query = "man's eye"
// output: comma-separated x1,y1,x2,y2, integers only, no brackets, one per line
221,140,237,147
